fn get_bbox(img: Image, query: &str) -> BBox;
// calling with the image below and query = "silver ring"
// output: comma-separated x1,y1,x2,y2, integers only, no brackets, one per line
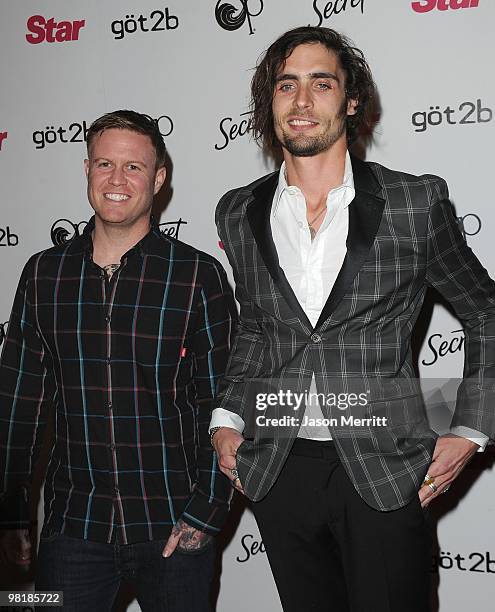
428,482,438,493
230,468,239,480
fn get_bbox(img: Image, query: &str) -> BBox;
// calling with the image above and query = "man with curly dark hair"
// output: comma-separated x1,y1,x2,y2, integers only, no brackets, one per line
210,26,494,611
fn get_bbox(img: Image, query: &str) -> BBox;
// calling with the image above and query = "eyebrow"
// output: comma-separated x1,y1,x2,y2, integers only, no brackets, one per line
275,71,340,83
93,157,148,168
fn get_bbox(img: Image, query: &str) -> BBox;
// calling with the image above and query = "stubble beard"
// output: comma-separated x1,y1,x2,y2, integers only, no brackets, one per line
276,101,348,157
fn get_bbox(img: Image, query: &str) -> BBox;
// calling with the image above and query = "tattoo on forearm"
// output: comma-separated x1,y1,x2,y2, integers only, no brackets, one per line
174,519,212,550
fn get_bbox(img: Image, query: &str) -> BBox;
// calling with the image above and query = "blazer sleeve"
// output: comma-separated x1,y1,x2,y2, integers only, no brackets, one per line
212,192,267,421
425,178,495,440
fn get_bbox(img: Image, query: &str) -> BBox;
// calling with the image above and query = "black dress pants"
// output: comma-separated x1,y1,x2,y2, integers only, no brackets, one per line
251,438,431,612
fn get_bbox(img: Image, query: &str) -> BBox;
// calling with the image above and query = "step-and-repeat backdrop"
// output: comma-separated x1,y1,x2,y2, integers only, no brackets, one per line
1,1,494,610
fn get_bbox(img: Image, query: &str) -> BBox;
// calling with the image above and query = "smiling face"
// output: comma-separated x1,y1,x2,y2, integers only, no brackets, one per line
272,43,357,157
84,128,166,231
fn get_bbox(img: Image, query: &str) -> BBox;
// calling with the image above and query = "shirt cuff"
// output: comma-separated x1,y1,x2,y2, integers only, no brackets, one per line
179,489,230,536
450,426,489,452
209,408,245,434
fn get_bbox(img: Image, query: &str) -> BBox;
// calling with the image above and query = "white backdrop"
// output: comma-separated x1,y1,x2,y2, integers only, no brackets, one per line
1,1,494,610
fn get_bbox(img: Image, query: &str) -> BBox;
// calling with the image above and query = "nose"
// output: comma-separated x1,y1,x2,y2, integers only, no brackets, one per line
294,82,313,110
108,165,126,186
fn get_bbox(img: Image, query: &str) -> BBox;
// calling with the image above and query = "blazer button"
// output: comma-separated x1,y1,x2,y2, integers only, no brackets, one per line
310,333,322,343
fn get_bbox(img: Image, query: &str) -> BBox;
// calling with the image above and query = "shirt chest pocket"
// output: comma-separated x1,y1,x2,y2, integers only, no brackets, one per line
131,319,189,368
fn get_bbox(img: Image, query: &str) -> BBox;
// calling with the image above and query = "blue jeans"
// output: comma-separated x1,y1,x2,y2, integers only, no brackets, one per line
35,529,215,611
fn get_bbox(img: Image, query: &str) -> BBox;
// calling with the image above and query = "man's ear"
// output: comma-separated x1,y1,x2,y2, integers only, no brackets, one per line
154,166,167,194
347,98,358,116
84,158,90,177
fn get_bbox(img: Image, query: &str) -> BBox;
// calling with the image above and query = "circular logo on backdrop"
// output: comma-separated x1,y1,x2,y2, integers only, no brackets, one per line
457,213,482,238
215,0,263,35
154,115,174,138
50,219,87,245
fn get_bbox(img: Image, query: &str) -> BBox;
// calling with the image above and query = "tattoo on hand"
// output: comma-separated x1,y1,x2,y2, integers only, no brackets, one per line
173,519,212,550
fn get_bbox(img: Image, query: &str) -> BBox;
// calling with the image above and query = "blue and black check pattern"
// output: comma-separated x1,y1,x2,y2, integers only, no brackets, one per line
0,217,235,543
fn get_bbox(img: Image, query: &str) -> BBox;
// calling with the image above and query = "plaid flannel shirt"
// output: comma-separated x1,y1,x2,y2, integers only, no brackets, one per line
0,217,235,543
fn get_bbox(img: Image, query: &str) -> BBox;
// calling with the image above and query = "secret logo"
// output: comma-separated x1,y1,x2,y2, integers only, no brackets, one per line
422,329,464,367
236,534,266,563
159,219,187,240
312,0,365,26
215,111,252,151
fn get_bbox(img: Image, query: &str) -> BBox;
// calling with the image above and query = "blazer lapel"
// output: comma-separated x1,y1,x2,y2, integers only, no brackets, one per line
315,157,385,329
247,174,312,331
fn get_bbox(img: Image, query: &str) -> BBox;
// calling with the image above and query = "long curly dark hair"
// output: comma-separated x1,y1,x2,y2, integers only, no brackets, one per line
250,26,375,149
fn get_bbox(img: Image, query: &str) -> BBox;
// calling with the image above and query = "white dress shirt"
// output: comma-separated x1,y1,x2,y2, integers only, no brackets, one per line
270,153,354,439
210,152,487,449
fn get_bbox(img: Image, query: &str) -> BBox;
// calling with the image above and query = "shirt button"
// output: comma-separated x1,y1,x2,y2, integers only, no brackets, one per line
105,315,111,323
114,486,119,494
106,357,111,364
109,443,116,451
310,333,322,343
108,402,113,410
